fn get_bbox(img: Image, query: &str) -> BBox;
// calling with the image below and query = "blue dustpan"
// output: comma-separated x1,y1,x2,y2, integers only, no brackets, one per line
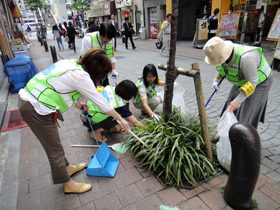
82,110,119,177
86,141,119,177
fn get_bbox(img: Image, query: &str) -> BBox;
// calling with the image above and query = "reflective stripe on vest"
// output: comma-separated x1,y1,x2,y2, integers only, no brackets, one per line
216,45,272,86
87,32,113,58
132,78,157,104
25,59,82,113
87,85,126,123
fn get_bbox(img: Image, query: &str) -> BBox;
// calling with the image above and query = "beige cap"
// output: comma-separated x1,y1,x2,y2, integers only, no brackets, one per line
203,37,234,65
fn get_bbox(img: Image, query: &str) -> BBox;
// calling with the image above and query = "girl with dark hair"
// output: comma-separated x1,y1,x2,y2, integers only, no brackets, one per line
81,79,145,142
133,64,165,121
18,49,130,194
53,24,64,50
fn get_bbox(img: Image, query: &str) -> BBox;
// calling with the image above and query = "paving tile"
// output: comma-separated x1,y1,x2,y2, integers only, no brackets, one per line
254,179,265,190
252,189,280,210
38,161,51,177
17,190,41,210
259,185,280,204
66,122,83,131
60,129,77,139
198,187,227,210
70,133,88,144
179,197,211,210
122,203,138,210
268,154,280,163
75,147,96,162
136,166,154,178
262,157,280,170
120,155,140,169
156,187,186,206
78,182,103,205
261,148,272,157
29,173,52,192
76,202,96,210
20,147,39,160
180,185,206,199
54,193,81,210
200,177,223,189
94,192,122,210
118,167,143,186
260,164,272,174
135,194,163,210
19,165,39,183
99,175,124,195
83,173,104,184
267,146,280,155
136,175,163,197
40,184,64,204
265,170,280,183
216,173,229,183
116,184,144,207
18,180,29,196
32,200,55,210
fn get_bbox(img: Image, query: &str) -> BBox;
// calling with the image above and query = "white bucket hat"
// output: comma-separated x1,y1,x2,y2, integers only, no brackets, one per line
203,37,234,65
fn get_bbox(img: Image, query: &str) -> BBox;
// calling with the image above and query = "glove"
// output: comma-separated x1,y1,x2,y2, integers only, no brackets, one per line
152,113,161,121
111,70,119,80
212,79,220,91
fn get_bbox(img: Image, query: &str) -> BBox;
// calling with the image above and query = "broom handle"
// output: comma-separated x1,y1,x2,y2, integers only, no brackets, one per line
116,120,147,146
71,144,112,148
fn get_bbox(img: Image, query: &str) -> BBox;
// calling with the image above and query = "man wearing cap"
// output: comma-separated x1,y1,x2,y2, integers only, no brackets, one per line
203,37,272,129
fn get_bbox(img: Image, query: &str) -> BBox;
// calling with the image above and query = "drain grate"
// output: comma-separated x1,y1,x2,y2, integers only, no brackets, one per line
258,173,280,194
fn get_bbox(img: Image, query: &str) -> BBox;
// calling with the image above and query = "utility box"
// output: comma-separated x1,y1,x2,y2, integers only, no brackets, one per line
139,27,146,40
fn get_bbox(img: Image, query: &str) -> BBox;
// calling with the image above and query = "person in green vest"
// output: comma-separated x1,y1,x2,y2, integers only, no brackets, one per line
81,80,145,142
132,64,165,121
203,37,273,129
80,22,118,86
18,49,130,194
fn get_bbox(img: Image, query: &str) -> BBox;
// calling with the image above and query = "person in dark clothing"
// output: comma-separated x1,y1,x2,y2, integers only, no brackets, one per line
66,22,79,52
123,17,136,50
109,14,121,51
63,22,71,49
87,20,100,33
207,8,219,40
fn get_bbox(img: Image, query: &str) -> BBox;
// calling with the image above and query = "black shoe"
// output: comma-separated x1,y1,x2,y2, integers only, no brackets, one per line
133,47,136,50
125,47,128,50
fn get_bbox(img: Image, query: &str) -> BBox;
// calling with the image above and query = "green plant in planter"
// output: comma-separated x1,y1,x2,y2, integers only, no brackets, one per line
124,107,218,187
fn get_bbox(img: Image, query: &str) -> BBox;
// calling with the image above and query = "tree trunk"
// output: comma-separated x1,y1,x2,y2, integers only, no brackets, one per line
164,0,179,122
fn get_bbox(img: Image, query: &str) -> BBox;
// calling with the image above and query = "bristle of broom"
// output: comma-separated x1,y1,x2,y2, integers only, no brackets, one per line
112,142,129,155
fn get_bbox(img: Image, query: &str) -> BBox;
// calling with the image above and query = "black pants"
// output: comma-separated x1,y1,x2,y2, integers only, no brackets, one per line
256,28,261,42
125,34,135,49
208,33,216,40
113,35,117,50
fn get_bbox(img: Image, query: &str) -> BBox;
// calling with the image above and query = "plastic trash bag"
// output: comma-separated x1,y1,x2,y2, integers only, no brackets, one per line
216,107,238,172
157,82,186,112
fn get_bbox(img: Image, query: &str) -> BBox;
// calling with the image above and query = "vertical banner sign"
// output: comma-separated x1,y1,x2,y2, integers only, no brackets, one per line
197,19,208,41
77,14,86,28
267,8,280,41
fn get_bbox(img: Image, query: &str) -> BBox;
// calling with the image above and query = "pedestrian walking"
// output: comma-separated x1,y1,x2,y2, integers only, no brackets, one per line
207,8,219,40
87,20,99,33
123,17,136,50
81,22,118,86
18,49,130,194
52,24,64,50
160,13,171,56
203,37,273,129
256,6,265,43
63,22,72,49
66,22,79,53
109,14,121,51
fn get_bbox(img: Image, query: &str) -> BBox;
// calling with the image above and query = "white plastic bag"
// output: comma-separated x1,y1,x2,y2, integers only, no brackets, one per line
157,82,186,112
216,107,238,172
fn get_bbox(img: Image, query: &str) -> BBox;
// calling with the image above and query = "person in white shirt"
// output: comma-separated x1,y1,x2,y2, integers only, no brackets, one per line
160,13,171,56
256,6,265,42
19,49,130,194
108,14,121,51
81,22,118,85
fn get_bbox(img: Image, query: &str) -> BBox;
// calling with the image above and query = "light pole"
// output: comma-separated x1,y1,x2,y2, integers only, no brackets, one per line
30,1,45,39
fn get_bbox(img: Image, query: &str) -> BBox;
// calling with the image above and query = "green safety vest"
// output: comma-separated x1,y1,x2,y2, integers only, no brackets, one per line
87,85,127,123
87,32,113,58
132,78,157,104
216,45,272,87
25,59,83,113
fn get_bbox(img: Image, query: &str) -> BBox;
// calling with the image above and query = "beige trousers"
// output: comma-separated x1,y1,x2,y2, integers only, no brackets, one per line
19,99,70,184
133,96,162,113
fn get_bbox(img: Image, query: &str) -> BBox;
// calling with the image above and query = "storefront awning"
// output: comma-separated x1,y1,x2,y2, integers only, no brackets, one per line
11,5,22,18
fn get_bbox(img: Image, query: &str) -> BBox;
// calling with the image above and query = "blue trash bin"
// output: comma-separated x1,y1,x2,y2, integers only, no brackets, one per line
3,56,38,94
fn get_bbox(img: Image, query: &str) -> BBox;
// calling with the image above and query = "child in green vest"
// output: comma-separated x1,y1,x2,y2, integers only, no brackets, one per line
132,64,165,121
81,80,145,142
